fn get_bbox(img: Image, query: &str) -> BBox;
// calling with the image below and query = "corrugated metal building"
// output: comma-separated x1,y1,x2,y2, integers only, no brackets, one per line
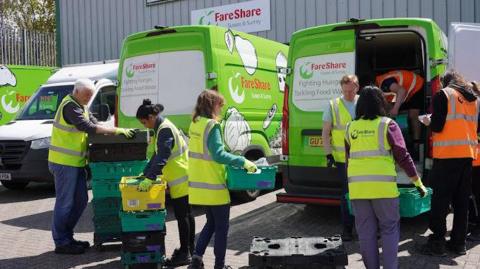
57,0,480,65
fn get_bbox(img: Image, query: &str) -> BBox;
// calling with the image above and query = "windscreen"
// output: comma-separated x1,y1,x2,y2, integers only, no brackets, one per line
16,85,73,120
119,50,206,117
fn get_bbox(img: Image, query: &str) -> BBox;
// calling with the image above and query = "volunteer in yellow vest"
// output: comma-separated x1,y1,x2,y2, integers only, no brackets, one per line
135,99,194,267
376,70,425,160
346,86,426,269
187,90,257,269
48,78,135,255
321,74,359,241
418,70,479,257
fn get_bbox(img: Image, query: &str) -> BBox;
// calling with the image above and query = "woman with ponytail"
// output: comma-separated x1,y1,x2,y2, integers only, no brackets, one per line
136,99,195,267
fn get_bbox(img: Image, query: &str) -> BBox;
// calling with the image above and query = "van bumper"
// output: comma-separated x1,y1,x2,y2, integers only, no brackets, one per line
0,148,52,183
276,192,340,205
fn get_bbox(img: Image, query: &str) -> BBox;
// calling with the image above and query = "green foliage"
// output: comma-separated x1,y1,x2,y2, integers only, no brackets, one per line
0,0,55,32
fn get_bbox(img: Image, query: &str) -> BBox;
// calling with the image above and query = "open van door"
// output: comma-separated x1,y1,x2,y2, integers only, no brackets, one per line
448,23,480,82
283,28,356,199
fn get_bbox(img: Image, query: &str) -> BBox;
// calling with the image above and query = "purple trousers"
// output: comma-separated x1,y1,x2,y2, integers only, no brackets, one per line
351,198,400,269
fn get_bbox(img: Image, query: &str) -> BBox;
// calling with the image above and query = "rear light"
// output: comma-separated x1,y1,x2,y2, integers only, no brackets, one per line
427,76,442,158
282,84,290,155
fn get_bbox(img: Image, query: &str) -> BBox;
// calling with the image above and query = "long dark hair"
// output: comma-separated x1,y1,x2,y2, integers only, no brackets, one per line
192,90,225,122
355,86,388,120
136,99,164,119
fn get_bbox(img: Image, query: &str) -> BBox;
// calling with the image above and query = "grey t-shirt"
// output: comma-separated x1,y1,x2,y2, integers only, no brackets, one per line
322,96,357,123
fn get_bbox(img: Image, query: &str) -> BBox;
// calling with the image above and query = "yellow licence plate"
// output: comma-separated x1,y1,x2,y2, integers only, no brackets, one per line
307,136,323,147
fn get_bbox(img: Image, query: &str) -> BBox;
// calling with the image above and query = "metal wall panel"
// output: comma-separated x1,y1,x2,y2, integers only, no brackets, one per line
58,0,480,65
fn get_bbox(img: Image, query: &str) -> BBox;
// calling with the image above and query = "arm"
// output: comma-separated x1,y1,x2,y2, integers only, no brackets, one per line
143,128,174,180
322,121,333,155
63,103,100,135
207,125,245,167
429,91,448,132
389,83,407,117
386,121,419,180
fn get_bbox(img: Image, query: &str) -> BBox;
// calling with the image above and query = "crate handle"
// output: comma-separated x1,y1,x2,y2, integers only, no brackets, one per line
247,169,262,175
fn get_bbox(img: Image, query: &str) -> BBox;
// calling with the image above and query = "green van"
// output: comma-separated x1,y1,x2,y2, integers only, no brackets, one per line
278,18,451,204
117,25,288,201
0,65,55,125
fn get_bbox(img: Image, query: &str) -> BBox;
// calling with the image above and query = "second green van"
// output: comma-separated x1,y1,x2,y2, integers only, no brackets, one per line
117,25,288,201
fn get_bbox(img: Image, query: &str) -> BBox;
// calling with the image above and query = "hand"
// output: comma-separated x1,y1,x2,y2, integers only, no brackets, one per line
413,177,428,198
115,128,136,139
326,154,335,168
420,115,431,126
243,159,258,173
138,178,154,192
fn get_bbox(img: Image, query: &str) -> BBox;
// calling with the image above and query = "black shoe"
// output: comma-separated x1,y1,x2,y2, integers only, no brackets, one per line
72,239,90,249
187,256,204,269
468,230,480,242
214,266,233,269
446,241,467,255
341,228,353,242
416,240,447,257
165,248,192,267
54,243,85,255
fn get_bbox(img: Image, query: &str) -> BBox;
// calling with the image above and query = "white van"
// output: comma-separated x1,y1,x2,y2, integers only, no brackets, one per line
0,62,118,190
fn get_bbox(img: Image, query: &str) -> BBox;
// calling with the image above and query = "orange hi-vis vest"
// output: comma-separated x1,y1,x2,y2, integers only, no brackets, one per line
376,70,424,102
474,143,480,167
432,87,479,159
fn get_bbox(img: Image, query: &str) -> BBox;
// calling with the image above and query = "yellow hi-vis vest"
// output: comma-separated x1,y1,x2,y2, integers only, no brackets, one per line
154,118,189,199
188,116,229,205
48,95,88,167
346,117,398,199
330,96,357,163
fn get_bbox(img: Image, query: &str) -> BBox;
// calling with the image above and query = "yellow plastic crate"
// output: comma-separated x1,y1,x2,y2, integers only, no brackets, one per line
119,176,166,212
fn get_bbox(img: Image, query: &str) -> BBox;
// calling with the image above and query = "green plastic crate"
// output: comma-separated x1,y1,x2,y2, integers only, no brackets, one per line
119,210,166,232
92,181,121,198
121,251,164,265
226,166,277,190
92,197,122,216
89,160,148,181
93,214,122,234
345,187,433,217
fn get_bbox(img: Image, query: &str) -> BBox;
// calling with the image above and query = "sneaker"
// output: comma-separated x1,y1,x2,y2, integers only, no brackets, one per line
446,241,467,255
416,240,447,257
187,256,204,269
54,243,85,255
165,248,192,267
341,228,353,242
72,239,90,249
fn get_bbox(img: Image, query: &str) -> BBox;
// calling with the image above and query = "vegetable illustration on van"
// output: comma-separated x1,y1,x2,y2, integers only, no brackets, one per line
277,18,468,205
117,25,288,201
0,65,17,86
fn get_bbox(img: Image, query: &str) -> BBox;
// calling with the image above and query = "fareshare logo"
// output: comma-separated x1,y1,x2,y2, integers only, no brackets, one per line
299,62,313,79
125,64,135,78
228,72,245,104
198,10,215,25
1,90,20,114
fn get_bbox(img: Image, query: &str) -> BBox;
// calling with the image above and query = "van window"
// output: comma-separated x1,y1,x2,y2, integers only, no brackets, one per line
120,50,206,117
90,85,116,120
17,85,73,120
291,52,355,112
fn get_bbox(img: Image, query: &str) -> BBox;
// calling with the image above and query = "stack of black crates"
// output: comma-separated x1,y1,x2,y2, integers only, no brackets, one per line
88,131,148,251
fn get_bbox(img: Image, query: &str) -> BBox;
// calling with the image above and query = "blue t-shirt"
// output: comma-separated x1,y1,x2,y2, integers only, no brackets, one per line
322,96,357,123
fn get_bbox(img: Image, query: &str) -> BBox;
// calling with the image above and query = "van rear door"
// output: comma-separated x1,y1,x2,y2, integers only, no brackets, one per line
288,29,356,188
448,23,480,82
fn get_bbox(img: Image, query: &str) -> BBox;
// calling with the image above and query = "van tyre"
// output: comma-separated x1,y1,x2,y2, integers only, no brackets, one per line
1,181,29,190
234,189,261,202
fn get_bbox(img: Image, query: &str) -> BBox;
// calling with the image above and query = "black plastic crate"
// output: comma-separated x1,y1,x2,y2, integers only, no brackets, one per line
88,130,149,144
121,231,166,253
93,232,122,251
88,143,147,162
248,236,348,269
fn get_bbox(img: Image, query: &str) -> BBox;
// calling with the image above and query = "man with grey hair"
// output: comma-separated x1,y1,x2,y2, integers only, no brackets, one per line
48,78,135,254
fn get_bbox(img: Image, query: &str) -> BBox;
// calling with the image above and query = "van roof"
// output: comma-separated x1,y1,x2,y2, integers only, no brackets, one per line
46,62,118,84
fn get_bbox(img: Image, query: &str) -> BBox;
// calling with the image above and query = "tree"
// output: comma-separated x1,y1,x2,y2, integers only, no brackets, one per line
0,0,55,32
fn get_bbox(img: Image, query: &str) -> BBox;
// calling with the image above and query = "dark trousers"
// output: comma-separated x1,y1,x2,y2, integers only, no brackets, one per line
468,167,480,226
170,195,195,253
429,158,472,245
336,162,354,231
49,162,88,247
194,204,230,268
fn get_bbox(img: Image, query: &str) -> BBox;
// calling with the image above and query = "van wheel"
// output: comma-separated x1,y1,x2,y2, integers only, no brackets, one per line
234,189,261,202
1,181,29,190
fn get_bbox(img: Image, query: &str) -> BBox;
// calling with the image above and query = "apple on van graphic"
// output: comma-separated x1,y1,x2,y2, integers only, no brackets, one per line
1,90,20,114
276,52,287,92
223,107,251,153
0,65,17,87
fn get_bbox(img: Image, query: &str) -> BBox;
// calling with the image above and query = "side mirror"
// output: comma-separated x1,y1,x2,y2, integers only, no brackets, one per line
98,104,111,122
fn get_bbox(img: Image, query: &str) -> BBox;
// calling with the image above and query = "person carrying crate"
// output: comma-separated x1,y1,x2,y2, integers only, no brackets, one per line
345,86,426,269
136,99,195,267
187,90,257,269
48,78,136,255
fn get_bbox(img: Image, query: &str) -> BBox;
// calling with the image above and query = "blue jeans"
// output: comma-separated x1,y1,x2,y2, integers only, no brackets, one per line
336,162,354,231
194,204,230,268
49,162,88,247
